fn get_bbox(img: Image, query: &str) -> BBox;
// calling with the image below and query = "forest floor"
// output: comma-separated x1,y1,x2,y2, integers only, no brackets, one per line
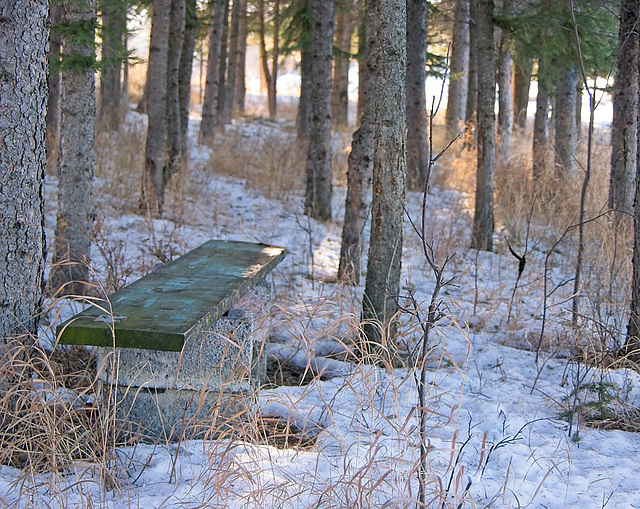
1,108,639,508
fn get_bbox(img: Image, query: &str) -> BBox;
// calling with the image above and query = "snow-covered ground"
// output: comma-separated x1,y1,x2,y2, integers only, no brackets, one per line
1,111,639,508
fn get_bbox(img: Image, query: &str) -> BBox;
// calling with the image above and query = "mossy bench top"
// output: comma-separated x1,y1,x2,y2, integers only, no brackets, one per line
56,240,286,351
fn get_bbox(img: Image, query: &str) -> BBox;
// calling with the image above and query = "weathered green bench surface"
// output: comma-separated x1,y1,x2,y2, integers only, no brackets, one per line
57,240,286,352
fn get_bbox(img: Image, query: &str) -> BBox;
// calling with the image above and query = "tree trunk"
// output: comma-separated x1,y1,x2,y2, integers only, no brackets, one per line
338,0,377,284
356,3,365,120
304,0,335,220
554,66,578,177
99,0,126,131
471,0,495,251
222,0,241,124
610,0,639,216
466,0,478,123
258,0,279,119
47,2,62,174
332,0,354,128
141,0,170,216
496,0,514,167
297,45,312,140
0,0,48,340
446,0,470,136
234,0,248,113
165,0,186,182
406,0,428,191
513,58,532,131
532,66,550,180
362,0,407,358
200,0,226,144
50,0,96,296
217,0,230,118
179,0,197,154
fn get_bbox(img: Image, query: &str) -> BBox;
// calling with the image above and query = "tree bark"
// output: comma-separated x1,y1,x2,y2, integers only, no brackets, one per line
222,0,241,124
234,0,248,113
356,3,365,120
141,0,170,216
50,0,96,296
513,58,532,131
47,2,62,174
532,71,550,180
406,0,428,191
610,0,639,216
99,0,126,131
362,0,407,358
332,0,354,128
179,0,197,154
554,66,578,177
471,0,495,251
217,0,230,118
497,0,514,167
258,0,279,119
446,0,470,137
338,0,377,284
466,0,479,123
0,0,48,340
200,0,226,144
165,0,186,182
304,0,335,220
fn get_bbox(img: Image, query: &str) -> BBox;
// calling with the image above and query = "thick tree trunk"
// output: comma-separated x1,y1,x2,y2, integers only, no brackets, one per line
338,0,377,284
471,0,495,251
217,0,230,118
466,0,478,123
362,0,407,357
50,0,96,296
179,0,197,154
356,4,365,120
0,0,48,340
610,0,639,216
304,0,335,220
497,0,514,167
406,0,428,191
532,69,550,180
200,0,226,144
332,0,354,128
141,0,170,216
446,0,470,136
99,0,126,131
513,58,532,130
297,45,312,140
222,0,241,124
165,0,186,182
234,0,248,113
47,2,62,173
554,66,578,177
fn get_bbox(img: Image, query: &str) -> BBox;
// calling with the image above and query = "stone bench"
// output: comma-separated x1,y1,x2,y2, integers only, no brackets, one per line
56,240,286,442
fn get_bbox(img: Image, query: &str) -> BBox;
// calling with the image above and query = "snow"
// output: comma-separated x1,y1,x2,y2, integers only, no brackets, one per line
2,111,640,508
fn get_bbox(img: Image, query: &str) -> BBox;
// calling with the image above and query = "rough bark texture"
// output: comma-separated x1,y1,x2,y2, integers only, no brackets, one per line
471,0,495,251
50,0,96,296
406,0,428,191
445,0,470,135
332,0,354,128
179,0,197,153
513,58,532,130
532,75,550,180
47,2,62,173
222,0,241,124
217,0,230,118
338,0,376,284
554,66,578,177
296,0,312,141
0,0,48,339
304,0,335,220
466,0,478,123
610,0,639,216
497,0,514,167
165,0,186,182
200,0,226,144
362,0,406,357
234,0,248,113
99,0,126,131
142,0,170,216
